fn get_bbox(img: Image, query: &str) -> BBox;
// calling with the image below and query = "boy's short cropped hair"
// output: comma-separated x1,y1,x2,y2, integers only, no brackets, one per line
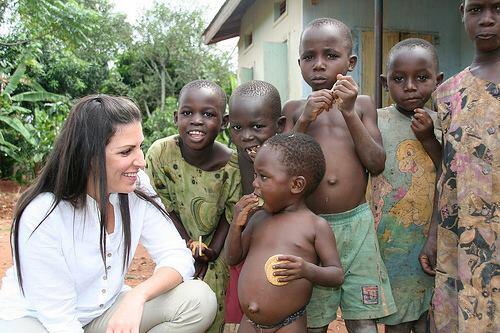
179,79,227,112
229,80,282,119
387,38,439,70
264,133,325,196
302,17,353,54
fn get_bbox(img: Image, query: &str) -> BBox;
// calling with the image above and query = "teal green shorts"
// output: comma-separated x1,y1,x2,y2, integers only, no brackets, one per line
306,203,396,327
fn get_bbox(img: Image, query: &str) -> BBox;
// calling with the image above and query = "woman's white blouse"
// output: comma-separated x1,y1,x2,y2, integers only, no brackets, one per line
0,175,194,332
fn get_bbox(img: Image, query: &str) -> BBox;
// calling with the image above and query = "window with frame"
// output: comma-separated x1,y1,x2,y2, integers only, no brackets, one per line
243,32,253,49
274,0,286,21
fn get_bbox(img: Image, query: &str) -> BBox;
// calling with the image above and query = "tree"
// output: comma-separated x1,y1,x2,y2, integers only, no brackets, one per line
119,3,234,114
0,0,235,180
0,0,131,178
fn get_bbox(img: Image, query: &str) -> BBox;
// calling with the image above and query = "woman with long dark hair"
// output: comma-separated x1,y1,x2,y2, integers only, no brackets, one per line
0,95,216,332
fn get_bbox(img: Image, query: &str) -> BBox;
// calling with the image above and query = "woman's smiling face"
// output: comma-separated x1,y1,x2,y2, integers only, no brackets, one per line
104,121,145,194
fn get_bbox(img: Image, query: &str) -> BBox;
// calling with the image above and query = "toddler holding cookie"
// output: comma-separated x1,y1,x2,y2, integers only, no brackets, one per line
225,133,344,332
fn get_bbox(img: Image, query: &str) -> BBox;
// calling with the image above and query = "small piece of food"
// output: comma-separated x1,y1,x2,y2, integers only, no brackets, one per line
245,145,260,160
190,240,208,256
257,197,265,207
333,94,343,104
264,254,289,286
331,83,343,105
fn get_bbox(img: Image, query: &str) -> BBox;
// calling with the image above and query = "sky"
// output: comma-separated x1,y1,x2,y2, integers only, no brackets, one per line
112,0,224,24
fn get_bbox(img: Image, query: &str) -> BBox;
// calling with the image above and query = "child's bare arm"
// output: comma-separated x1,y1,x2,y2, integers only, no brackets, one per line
333,75,385,175
225,194,259,265
189,214,230,279
419,163,441,276
272,219,343,287
412,108,442,169
282,100,304,133
193,214,229,263
309,218,343,286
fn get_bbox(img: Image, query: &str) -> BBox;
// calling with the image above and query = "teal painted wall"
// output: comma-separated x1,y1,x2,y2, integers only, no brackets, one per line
300,0,474,97
264,41,289,102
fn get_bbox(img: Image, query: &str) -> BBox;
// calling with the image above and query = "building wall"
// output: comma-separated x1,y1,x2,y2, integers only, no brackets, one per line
302,0,474,97
235,0,474,101
238,0,303,102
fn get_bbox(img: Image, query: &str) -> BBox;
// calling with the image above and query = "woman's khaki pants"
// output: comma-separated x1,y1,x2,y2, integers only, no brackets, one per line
0,279,216,333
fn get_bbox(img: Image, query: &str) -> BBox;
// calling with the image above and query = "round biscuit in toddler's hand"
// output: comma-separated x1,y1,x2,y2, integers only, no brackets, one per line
264,254,289,286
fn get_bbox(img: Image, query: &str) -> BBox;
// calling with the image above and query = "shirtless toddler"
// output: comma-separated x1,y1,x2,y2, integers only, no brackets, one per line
225,133,343,332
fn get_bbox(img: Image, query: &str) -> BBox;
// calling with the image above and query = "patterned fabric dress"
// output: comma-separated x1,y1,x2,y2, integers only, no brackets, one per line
371,105,437,325
146,135,242,333
432,68,499,333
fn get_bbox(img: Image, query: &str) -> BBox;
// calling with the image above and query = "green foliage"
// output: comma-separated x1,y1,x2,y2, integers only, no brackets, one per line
17,0,101,48
118,3,235,114
0,58,69,179
29,102,70,165
142,97,178,153
0,0,236,181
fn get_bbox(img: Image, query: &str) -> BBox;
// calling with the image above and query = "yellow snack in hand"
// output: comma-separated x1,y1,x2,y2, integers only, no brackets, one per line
264,254,289,286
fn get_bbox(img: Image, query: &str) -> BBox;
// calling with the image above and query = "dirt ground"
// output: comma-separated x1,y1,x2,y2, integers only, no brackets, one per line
0,181,354,332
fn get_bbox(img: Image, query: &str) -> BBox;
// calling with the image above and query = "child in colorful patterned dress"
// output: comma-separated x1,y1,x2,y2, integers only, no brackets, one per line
419,1,499,332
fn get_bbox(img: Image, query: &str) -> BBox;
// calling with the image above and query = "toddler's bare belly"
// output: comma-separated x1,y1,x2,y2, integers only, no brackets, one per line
238,249,312,325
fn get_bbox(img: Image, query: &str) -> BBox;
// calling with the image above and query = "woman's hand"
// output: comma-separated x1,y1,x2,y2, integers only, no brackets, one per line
106,290,146,333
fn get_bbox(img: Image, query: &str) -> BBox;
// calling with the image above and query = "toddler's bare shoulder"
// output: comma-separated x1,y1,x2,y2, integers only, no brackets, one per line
282,99,306,116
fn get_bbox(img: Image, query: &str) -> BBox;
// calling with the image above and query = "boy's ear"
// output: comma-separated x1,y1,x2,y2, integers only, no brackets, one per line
221,114,229,131
436,72,444,86
380,75,389,91
276,116,286,134
297,58,301,67
290,176,306,194
348,55,357,72
173,111,179,126
460,3,465,21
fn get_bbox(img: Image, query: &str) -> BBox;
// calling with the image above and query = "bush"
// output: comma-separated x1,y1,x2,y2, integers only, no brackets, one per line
142,97,178,153
10,101,70,182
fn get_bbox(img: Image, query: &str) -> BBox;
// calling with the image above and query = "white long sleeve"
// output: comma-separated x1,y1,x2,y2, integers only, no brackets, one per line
0,178,194,331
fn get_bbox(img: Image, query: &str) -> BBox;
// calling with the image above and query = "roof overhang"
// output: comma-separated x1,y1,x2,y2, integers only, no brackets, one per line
203,0,255,44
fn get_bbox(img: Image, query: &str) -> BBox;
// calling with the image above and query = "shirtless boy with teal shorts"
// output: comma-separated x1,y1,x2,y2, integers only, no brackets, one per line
283,18,396,333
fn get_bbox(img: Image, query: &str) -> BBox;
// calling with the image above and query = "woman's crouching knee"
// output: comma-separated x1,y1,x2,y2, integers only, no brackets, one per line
174,279,217,331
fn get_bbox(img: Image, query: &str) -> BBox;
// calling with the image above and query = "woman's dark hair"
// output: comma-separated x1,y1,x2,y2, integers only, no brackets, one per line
10,95,151,293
